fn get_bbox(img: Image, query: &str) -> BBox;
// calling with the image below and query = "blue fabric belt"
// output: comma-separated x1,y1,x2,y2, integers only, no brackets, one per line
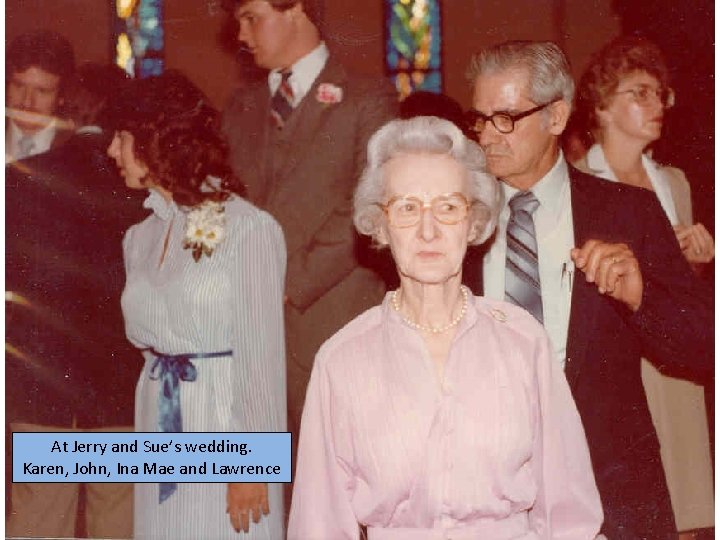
146,348,232,503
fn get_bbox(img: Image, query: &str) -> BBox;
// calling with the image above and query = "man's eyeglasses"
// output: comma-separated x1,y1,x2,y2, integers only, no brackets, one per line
465,98,561,136
377,192,473,228
614,84,675,109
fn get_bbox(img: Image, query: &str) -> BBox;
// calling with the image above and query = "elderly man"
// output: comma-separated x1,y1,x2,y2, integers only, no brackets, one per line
221,0,398,448
465,40,712,539
6,30,74,162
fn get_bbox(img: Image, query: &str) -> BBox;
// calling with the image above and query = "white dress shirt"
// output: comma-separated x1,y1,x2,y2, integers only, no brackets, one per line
483,153,575,368
584,143,679,225
5,120,57,162
267,42,330,107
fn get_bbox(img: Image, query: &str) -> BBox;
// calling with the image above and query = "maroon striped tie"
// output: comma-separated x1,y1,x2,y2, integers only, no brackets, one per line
270,71,294,128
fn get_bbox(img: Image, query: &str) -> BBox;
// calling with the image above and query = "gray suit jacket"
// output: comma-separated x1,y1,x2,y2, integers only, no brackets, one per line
223,57,398,429
223,57,398,312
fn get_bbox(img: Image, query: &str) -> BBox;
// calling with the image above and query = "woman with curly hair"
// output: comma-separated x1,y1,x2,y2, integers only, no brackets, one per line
576,36,714,538
108,70,286,539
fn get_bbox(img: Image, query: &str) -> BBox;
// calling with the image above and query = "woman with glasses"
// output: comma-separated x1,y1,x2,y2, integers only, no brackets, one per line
576,36,713,266
576,36,714,539
288,116,602,539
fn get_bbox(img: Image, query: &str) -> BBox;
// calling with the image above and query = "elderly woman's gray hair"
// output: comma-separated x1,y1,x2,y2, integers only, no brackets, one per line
466,40,575,107
354,116,500,246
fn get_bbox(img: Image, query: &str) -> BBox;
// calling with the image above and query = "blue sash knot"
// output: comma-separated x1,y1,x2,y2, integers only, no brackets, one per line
146,348,232,503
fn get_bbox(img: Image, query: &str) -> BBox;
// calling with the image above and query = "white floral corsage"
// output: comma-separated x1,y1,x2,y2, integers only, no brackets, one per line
316,83,343,104
183,200,226,262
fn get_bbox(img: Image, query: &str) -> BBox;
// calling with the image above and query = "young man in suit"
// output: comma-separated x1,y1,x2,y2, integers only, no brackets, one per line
5,30,75,162
465,40,712,539
221,0,398,448
6,64,147,539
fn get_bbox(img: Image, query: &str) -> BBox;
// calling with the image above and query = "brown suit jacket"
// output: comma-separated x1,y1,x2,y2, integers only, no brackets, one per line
222,57,398,428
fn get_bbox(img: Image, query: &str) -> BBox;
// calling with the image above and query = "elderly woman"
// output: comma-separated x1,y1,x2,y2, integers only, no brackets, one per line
288,116,602,539
107,71,286,539
576,36,714,538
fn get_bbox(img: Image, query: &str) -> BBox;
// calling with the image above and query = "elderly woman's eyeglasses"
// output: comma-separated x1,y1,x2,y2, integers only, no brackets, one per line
614,84,675,109
378,193,472,228
465,98,561,136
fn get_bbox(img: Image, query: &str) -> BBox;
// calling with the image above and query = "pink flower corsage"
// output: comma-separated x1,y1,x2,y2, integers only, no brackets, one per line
316,83,343,104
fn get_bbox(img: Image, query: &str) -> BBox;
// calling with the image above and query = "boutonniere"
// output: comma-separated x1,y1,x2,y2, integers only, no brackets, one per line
316,83,343,104
183,201,226,262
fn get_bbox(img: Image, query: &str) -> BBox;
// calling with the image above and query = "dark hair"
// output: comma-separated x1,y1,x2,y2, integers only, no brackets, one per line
7,30,75,89
61,63,130,128
221,0,324,31
578,35,670,132
400,91,466,133
112,70,245,207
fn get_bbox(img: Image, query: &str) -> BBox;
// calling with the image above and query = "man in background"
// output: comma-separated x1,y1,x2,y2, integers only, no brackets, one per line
6,63,146,539
221,0,398,449
466,40,713,538
6,30,75,162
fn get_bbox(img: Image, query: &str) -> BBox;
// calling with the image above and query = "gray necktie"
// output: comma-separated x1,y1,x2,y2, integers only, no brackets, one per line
505,191,543,323
17,135,35,160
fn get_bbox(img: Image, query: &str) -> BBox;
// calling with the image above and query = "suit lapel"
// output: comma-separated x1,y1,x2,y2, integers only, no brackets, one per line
237,83,273,205
565,168,602,386
273,58,348,182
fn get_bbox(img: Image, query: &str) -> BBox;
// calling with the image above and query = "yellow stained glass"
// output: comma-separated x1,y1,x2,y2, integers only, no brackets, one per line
116,33,133,72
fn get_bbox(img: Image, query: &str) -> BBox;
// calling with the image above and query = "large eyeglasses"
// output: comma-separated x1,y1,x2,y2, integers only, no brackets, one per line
378,192,472,228
614,84,675,109
465,98,561,136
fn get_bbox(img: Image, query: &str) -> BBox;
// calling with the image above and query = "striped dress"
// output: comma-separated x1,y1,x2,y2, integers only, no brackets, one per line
122,190,287,539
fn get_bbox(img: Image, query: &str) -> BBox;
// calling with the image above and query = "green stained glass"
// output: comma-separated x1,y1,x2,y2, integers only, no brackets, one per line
385,0,442,99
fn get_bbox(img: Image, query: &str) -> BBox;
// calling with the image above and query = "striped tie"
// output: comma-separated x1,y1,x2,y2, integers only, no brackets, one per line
505,191,543,323
270,70,294,128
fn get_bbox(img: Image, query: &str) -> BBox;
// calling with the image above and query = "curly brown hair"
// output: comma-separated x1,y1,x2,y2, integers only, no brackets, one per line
111,70,245,208
578,36,670,134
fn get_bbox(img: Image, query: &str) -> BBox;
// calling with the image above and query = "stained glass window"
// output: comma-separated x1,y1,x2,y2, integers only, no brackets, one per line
385,0,442,99
114,0,164,78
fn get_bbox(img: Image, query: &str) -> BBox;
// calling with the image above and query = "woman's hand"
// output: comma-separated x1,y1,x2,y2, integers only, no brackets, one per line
227,482,269,533
674,223,714,264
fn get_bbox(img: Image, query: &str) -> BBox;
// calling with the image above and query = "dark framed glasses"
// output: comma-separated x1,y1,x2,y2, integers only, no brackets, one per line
465,98,561,136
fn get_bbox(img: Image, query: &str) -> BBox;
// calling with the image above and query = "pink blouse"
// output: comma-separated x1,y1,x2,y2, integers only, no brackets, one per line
288,293,602,540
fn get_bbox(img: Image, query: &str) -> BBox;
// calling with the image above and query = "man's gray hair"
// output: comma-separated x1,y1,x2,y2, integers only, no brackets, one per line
467,40,575,106
354,116,500,246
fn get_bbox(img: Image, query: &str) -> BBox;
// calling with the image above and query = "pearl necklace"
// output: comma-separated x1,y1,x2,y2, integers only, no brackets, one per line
392,286,469,334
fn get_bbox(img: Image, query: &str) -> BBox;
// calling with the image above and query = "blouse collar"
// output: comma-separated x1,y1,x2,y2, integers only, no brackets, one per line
143,188,179,221
585,143,678,225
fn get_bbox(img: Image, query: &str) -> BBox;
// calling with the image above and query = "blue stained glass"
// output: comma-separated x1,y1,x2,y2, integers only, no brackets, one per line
140,58,164,78
114,0,164,78
385,0,442,99
419,71,442,93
